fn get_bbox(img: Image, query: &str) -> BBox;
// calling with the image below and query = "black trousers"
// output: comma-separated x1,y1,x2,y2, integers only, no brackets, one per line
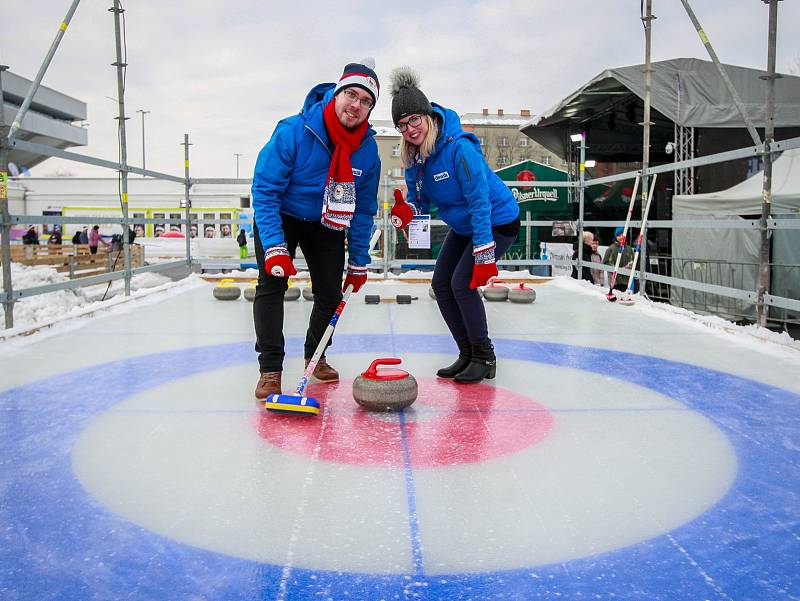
252,216,345,372
431,221,519,348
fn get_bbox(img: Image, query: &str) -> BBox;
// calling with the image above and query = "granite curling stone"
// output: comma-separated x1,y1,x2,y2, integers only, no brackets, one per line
213,279,241,300
508,283,536,304
302,285,314,301
244,280,257,302
482,281,508,302
284,287,301,301
353,358,417,411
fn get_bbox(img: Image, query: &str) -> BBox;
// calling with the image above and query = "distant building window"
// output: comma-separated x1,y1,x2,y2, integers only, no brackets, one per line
518,137,529,147
498,136,509,147
541,156,551,166
391,167,403,178
497,156,510,167
391,145,400,157
478,137,486,147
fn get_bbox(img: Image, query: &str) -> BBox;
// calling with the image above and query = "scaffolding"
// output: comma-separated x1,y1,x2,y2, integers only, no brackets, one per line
1,1,798,332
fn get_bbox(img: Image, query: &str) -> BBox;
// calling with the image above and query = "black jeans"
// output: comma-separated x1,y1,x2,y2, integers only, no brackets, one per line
431,220,519,348
252,216,345,372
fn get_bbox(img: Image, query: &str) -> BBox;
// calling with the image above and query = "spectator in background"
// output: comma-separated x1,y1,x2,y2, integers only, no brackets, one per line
589,236,604,286
79,226,89,244
154,225,165,237
221,223,232,238
71,229,82,245
204,225,216,238
88,225,104,255
603,227,635,291
134,224,145,238
237,228,248,259
48,227,62,245
189,224,198,238
572,231,594,282
22,226,39,245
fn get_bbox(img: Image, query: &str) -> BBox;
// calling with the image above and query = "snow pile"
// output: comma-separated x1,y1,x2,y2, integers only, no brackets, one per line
551,276,800,354
1,263,90,328
0,262,178,335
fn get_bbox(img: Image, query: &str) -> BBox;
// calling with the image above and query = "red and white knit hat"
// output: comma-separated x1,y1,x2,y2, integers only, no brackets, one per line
334,57,380,107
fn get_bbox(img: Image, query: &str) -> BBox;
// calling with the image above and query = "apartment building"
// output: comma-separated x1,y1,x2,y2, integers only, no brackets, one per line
460,109,562,171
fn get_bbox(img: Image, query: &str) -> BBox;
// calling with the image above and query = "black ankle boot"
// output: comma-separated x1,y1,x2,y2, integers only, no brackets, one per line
454,341,496,383
436,339,472,378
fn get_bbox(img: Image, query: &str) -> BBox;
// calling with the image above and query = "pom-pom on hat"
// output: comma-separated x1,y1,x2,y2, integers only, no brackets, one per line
334,57,380,107
390,67,433,126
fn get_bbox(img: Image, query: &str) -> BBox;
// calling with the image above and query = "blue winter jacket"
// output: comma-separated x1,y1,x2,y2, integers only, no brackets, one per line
251,83,380,267
404,104,519,248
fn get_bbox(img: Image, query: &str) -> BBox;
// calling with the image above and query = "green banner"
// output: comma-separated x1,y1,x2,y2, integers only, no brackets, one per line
495,160,571,261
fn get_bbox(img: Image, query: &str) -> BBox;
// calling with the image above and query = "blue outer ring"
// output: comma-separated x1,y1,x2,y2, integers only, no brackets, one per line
1,334,798,600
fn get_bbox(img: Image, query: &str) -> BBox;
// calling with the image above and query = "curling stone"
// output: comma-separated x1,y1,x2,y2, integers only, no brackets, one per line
353,358,417,411
284,287,301,301
508,283,536,304
244,279,257,302
213,278,241,300
302,285,314,301
428,286,436,299
618,293,636,306
483,281,508,302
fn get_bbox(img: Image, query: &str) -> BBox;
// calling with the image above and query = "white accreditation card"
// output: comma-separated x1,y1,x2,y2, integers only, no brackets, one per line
408,215,431,249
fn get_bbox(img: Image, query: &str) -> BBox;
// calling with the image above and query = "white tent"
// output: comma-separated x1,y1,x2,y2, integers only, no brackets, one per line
671,149,800,322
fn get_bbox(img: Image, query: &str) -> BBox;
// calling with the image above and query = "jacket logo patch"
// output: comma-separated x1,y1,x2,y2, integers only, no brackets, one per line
351,168,362,177
433,171,450,182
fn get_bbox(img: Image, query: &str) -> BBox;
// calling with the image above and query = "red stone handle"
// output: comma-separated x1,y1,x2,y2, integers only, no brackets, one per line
365,357,402,377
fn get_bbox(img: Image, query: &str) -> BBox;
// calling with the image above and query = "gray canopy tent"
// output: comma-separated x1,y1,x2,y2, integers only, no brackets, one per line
671,148,800,322
520,57,800,191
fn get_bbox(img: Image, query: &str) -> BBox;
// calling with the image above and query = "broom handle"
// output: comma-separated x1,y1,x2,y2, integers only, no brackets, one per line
606,174,641,294
624,173,658,295
295,229,381,396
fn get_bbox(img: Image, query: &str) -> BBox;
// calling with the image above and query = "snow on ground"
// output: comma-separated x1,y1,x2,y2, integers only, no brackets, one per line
0,262,203,344
551,276,800,357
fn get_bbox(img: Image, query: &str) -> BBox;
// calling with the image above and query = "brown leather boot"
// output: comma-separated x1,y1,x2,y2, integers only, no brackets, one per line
305,357,339,381
255,371,281,399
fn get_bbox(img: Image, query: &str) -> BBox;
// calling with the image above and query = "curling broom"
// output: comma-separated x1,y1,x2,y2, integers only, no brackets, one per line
265,229,382,415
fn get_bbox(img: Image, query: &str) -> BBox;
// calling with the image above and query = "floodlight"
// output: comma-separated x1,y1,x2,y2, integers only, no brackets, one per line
585,160,596,168
570,133,584,143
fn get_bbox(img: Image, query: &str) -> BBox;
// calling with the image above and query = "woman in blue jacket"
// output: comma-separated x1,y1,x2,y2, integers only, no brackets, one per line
389,67,520,383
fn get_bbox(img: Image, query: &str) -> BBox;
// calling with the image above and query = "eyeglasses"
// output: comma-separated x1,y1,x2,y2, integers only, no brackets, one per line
396,114,423,133
341,88,373,109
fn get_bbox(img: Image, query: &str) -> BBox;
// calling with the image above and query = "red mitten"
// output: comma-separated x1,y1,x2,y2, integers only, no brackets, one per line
264,244,297,278
342,263,368,293
469,241,498,289
470,262,498,289
390,188,414,229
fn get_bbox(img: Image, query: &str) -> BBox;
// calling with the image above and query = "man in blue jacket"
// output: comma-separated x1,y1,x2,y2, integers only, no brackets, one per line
251,58,381,401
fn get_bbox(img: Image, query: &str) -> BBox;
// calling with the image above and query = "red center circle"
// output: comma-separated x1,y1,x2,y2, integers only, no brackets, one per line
255,378,555,467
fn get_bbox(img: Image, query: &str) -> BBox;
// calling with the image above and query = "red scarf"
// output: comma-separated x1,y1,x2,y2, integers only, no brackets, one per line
321,99,368,231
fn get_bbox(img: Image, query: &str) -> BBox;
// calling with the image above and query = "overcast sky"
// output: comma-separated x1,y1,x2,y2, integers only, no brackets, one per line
3,0,798,179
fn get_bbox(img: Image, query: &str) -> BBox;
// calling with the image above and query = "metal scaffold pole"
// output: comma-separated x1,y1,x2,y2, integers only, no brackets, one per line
7,0,81,145
757,0,781,327
111,0,132,296
639,0,655,293
0,64,14,328
183,134,192,268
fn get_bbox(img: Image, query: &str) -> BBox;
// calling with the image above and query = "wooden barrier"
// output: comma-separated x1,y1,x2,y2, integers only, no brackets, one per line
10,244,145,278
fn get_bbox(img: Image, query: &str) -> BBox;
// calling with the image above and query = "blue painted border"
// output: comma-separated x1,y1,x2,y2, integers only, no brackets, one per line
1,334,798,600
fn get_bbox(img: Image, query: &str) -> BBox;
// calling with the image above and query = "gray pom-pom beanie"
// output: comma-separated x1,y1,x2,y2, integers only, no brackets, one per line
390,67,433,125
